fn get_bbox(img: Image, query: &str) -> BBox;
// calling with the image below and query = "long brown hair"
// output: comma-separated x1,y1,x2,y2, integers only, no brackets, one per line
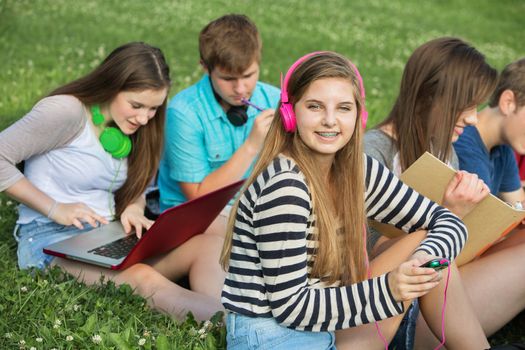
379,37,497,171
49,42,171,216
221,52,367,284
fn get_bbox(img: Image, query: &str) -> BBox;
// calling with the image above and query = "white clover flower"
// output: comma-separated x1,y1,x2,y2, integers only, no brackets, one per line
73,304,80,311
19,339,26,345
203,320,212,330
66,335,73,341
200,333,207,339
5,333,12,338
198,328,206,335
30,347,36,350
138,338,146,346
20,286,28,292
36,337,43,342
53,324,60,329
6,200,13,205
92,334,102,344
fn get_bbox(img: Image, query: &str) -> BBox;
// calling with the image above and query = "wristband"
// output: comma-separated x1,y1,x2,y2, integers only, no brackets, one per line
47,200,58,219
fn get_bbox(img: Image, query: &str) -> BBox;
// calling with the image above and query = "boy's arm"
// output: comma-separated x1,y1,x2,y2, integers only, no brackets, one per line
500,188,525,207
179,108,274,200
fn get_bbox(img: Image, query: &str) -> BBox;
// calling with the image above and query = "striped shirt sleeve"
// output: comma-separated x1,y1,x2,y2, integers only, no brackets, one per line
252,170,403,331
364,155,468,260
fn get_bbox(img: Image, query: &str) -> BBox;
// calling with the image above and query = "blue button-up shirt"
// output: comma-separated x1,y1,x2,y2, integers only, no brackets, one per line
158,75,280,210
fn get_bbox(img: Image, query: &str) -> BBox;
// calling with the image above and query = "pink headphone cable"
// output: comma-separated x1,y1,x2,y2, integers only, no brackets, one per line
362,224,450,350
435,265,451,350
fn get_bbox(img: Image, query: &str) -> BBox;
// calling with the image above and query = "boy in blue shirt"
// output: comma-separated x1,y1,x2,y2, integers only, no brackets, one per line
454,58,525,206
153,14,280,309
158,14,280,212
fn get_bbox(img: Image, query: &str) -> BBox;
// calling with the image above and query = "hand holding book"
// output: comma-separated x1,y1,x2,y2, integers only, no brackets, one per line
442,170,490,219
370,152,525,266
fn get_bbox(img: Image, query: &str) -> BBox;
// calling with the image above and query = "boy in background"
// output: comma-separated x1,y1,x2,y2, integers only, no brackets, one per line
158,14,280,216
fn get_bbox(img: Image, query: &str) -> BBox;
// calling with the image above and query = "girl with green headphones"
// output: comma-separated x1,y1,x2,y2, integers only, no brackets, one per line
0,42,226,321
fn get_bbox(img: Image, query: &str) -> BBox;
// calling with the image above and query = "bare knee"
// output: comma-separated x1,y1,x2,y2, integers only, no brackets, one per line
116,263,166,296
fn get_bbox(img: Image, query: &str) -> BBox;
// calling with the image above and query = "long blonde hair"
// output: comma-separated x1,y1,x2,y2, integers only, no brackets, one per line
221,52,366,284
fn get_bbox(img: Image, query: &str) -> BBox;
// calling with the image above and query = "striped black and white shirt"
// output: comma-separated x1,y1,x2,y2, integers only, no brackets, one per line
222,154,467,332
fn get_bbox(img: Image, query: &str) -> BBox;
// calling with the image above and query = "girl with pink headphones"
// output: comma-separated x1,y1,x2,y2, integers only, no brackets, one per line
219,51,491,349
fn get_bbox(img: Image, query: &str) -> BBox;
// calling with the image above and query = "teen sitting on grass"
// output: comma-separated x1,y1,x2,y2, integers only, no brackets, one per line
0,42,223,321
156,14,279,306
364,37,525,349
220,51,491,350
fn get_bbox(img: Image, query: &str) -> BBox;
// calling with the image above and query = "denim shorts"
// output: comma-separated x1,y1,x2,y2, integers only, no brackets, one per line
13,220,93,270
388,300,418,350
226,312,336,350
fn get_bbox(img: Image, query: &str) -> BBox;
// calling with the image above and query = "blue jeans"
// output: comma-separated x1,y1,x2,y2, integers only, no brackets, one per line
226,313,336,350
14,220,93,269
388,300,418,350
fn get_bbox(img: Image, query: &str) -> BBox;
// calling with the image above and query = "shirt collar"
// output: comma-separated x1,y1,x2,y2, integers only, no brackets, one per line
200,74,261,121
200,75,226,121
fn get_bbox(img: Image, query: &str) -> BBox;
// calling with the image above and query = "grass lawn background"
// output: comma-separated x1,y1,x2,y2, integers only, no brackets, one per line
1,0,524,348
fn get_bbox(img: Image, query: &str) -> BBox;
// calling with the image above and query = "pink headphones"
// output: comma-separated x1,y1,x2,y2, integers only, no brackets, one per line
279,51,368,132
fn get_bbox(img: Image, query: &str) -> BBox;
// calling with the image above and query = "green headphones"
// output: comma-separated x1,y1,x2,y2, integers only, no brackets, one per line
91,105,132,159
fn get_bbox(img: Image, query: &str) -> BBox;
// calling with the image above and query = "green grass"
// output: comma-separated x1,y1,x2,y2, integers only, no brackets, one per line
1,0,524,348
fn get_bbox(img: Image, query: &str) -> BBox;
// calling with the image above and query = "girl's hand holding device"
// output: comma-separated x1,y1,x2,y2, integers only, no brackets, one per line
388,254,445,302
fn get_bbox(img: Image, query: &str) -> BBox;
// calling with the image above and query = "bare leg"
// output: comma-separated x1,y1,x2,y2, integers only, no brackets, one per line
149,213,228,299
340,231,489,350
336,232,425,349
335,313,408,349
52,257,223,321
415,230,525,348
459,238,525,336
417,263,489,349
49,212,231,322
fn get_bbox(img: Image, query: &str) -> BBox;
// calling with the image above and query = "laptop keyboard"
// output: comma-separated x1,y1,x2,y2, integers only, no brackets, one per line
88,235,139,259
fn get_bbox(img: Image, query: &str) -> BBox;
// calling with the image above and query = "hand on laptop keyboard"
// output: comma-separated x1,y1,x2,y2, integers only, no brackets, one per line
120,203,154,238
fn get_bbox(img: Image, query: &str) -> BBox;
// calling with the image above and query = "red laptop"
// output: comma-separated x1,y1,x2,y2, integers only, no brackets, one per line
44,180,244,270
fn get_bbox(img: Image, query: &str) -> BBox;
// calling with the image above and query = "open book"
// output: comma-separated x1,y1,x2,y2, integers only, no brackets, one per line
370,152,525,266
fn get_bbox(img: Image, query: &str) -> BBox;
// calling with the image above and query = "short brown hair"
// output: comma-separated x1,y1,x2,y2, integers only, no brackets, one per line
199,14,261,74
488,57,525,108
